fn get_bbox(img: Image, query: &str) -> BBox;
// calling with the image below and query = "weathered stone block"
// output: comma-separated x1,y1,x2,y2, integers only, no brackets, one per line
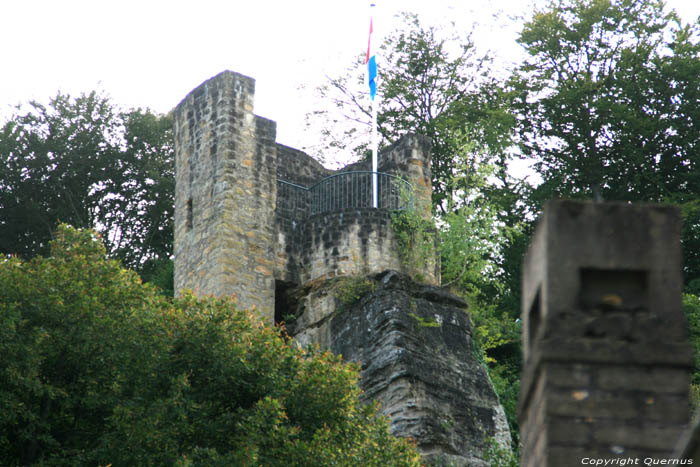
597,366,690,393
519,200,692,467
326,271,509,466
522,201,684,361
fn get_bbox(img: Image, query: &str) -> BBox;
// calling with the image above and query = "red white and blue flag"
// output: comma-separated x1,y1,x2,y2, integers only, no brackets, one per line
366,6,377,100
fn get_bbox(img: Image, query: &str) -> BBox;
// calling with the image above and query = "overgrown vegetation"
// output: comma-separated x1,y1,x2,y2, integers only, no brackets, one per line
409,312,442,328
0,92,174,284
684,293,700,414
332,275,377,306
0,226,421,466
391,209,436,283
483,437,520,467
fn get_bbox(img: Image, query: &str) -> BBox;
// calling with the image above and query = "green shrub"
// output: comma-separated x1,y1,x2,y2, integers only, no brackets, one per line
391,209,436,281
332,275,376,306
0,225,421,466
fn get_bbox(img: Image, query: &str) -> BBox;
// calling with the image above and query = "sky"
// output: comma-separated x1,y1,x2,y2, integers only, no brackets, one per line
2,0,699,158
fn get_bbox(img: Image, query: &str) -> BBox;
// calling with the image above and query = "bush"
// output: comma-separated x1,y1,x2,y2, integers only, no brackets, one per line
684,292,700,416
0,225,421,466
332,275,376,306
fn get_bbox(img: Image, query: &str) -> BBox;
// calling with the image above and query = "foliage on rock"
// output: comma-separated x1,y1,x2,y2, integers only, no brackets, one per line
391,208,436,283
332,275,377,306
0,225,421,466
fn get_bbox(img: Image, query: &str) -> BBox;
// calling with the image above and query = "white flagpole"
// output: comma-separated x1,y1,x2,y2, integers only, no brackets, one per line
369,3,378,208
372,92,378,208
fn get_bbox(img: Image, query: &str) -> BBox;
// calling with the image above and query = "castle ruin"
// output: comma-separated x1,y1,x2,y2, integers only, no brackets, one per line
173,70,510,466
173,70,437,321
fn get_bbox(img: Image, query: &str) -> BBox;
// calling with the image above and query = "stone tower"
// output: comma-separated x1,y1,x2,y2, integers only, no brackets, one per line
173,71,277,321
174,71,438,319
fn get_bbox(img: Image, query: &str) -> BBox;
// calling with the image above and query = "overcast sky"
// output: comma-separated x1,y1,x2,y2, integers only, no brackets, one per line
2,0,698,155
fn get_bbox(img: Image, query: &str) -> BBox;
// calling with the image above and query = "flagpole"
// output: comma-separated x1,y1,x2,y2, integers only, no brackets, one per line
372,96,378,210
369,3,378,208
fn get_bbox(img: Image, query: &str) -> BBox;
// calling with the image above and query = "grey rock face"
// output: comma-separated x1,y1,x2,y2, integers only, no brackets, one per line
289,270,510,466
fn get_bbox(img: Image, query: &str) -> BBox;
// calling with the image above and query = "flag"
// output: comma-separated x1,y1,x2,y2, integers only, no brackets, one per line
366,10,377,100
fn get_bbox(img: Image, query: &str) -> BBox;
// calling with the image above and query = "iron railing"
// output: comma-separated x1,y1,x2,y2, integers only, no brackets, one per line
277,171,413,217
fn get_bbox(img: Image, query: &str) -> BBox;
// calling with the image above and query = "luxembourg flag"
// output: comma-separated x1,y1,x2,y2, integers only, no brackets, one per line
366,5,377,100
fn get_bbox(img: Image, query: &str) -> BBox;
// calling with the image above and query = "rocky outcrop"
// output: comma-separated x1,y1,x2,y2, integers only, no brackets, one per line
287,270,511,466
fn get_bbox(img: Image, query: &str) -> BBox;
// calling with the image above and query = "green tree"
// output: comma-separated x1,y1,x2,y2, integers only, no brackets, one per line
311,14,529,308
308,13,516,212
511,0,700,284
0,92,174,273
0,225,421,466
684,293,700,413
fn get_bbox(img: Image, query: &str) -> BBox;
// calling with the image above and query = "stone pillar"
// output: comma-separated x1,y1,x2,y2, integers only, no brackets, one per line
379,133,433,218
173,71,277,321
378,134,439,285
519,200,692,466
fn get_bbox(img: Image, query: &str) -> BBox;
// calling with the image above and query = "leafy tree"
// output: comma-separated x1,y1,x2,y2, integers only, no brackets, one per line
310,13,529,309
0,225,420,466
684,293,700,414
0,92,174,273
308,13,516,212
511,0,700,284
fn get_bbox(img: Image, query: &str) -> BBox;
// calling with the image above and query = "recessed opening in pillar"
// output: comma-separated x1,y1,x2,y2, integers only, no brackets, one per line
527,288,542,356
579,268,648,311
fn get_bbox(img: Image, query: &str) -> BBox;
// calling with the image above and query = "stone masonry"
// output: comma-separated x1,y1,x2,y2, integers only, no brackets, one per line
174,71,438,322
275,133,438,287
174,72,277,321
519,200,693,466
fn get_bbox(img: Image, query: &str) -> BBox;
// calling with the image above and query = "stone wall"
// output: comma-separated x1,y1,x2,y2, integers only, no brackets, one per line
300,209,401,284
174,71,439,313
273,132,437,287
379,133,433,217
173,71,277,321
274,144,331,283
276,143,331,186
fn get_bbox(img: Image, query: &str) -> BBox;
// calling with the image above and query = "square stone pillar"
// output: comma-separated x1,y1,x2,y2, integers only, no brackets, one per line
519,200,692,466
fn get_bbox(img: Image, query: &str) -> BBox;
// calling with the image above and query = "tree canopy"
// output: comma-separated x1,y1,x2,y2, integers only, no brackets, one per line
0,225,421,466
512,0,700,284
307,13,516,213
0,92,174,273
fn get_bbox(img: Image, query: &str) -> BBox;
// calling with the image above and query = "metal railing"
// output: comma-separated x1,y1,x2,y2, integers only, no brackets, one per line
277,171,413,217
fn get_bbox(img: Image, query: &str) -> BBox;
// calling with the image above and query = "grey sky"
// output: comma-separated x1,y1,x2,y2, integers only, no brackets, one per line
1,0,697,155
